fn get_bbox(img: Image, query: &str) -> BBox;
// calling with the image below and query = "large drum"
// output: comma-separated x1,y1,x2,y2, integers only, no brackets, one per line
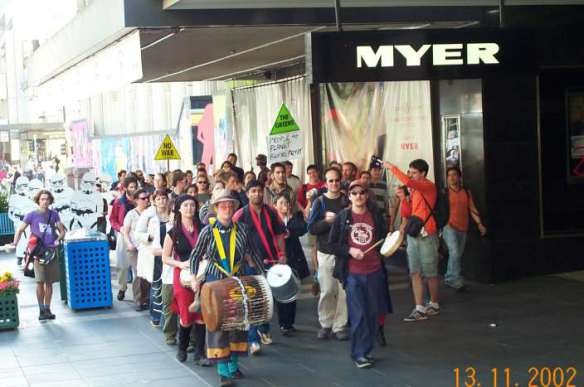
266,264,299,303
201,275,273,332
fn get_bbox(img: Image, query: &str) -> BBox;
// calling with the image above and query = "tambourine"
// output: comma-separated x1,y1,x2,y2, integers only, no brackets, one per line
380,231,403,257
363,231,404,257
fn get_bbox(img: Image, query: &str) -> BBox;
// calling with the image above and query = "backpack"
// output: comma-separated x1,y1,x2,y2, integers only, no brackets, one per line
433,187,471,230
434,188,450,230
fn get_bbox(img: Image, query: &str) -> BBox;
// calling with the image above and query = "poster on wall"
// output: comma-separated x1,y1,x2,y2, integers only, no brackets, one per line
442,115,462,175
190,96,214,167
566,91,584,183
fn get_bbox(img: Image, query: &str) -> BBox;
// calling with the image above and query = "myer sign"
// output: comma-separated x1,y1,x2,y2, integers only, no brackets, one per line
357,43,500,68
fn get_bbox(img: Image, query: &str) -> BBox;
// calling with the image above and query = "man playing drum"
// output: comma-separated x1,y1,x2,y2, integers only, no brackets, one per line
189,189,265,387
329,180,393,369
232,179,287,354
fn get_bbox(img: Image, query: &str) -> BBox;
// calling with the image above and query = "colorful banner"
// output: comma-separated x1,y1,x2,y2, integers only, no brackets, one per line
322,81,434,184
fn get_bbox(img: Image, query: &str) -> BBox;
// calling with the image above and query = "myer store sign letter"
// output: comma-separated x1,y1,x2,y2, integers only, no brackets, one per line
356,43,500,68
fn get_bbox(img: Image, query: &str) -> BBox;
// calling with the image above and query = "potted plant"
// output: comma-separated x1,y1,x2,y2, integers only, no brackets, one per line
0,271,20,330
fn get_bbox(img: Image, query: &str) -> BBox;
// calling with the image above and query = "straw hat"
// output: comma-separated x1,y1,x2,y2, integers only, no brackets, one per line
211,188,240,209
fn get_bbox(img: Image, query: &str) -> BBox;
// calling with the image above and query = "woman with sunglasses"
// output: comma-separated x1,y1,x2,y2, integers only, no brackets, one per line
161,194,211,366
328,180,392,369
195,176,211,207
122,189,152,311
135,189,171,327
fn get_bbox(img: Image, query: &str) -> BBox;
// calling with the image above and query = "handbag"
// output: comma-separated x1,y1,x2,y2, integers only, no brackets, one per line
404,194,436,238
23,251,35,278
107,227,117,250
27,211,57,265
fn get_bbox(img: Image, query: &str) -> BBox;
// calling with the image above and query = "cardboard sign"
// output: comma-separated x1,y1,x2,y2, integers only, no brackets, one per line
268,104,302,163
155,135,181,160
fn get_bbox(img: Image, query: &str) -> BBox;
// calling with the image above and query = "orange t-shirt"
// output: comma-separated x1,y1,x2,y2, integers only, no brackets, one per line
448,188,474,232
391,165,437,235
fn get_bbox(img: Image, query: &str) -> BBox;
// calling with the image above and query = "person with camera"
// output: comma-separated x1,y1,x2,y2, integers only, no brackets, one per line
384,159,440,322
308,167,350,340
13,190,65,321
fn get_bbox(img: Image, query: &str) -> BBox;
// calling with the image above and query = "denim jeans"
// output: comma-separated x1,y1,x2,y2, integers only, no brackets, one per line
346,270,386,360
443,225,468,288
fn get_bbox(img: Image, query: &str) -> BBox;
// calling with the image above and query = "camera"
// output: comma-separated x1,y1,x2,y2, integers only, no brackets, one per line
370,155,383,169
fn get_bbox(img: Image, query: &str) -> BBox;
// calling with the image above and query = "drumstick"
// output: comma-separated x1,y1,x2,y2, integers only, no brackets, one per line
363,239,384,255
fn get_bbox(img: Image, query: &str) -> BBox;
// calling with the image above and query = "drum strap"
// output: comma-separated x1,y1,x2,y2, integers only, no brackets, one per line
212,223,238,277
249,206,280,259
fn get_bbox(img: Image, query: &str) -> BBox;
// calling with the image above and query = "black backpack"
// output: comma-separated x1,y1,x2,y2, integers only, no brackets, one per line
434,188,450,229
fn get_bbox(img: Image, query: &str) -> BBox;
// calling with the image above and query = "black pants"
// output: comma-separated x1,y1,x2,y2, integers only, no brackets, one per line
276,300,297,329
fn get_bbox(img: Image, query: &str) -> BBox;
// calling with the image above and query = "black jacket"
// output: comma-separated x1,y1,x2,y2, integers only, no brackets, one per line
283,211,310,279
328,206,388,287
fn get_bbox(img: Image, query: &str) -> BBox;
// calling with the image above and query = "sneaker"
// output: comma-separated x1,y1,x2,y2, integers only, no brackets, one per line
150,320,161,327
317,327,332,340
280,326,292,336
176,349,187,362
193,353,213,367
249,342,261,355
334,329,349,341
187,344,196,353
165,337,177,345
365,355,376,364
232,369,245,379
354,357,373,369
259,331,272,345
403,308,428,322
117,290,125,301
425,305,440,316
455,285,467,293
135,304,148,312
219,376,234,387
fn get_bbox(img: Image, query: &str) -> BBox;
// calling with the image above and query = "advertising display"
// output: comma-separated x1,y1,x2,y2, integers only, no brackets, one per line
566,90,584,182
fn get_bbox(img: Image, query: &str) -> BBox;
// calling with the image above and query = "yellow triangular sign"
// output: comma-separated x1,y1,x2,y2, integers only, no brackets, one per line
155,135,181,160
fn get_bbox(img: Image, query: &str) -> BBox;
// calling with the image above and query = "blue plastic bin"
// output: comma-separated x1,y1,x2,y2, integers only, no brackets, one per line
0,213,14,236
64,240,112,310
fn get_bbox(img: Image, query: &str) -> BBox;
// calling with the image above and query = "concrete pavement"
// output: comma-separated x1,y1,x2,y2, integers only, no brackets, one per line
1,251,584,387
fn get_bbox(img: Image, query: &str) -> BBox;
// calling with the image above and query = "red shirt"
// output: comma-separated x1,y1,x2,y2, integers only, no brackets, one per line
448,188,475,232
297,181,325,209
348,210,382,274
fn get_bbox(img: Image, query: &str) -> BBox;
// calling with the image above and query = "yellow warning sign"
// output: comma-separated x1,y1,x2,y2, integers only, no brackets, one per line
155,135,181,160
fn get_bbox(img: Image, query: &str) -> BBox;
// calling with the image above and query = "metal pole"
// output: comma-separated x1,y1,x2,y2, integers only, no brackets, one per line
499,0,505,28
334,0,343,32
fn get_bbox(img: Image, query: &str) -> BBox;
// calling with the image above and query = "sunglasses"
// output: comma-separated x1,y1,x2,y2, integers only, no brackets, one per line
350,191,366,196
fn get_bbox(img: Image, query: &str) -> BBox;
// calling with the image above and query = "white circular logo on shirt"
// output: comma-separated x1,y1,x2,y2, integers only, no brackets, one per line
350,223,374,246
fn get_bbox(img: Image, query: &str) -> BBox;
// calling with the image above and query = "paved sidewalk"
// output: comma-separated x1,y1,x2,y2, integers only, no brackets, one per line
1,251,584,387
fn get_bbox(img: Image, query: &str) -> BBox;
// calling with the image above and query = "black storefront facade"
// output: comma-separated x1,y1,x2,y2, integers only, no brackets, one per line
306,27,584,283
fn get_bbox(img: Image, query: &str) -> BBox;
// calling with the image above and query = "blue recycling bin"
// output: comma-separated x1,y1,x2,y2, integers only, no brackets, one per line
64,238,112,310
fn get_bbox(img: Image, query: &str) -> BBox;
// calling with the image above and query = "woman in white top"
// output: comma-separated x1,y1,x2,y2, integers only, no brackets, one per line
122,188,151,311
135,189,171,326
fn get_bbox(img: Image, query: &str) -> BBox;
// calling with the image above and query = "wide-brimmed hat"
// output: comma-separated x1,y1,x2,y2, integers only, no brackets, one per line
211,188,240,209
